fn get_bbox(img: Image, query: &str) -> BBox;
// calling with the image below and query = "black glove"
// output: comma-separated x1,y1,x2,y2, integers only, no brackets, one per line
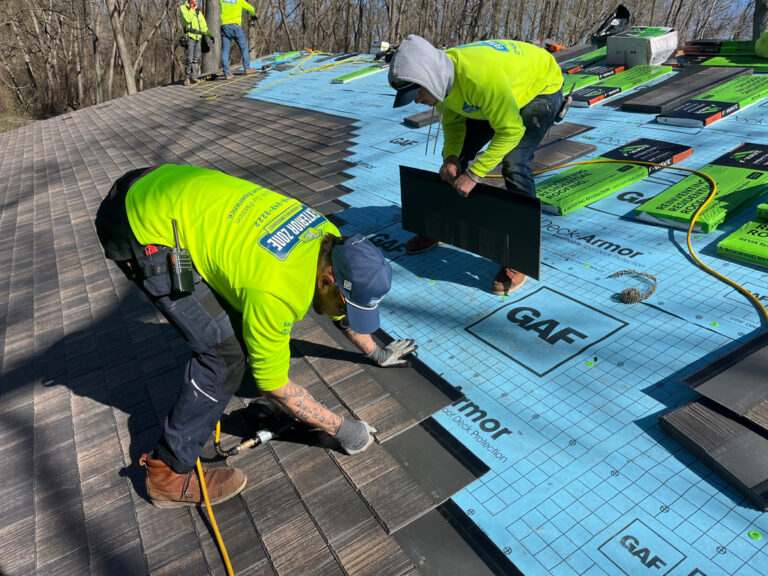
335,417,377,454
367,339,417,367
208,35,214,44
250,14,258,22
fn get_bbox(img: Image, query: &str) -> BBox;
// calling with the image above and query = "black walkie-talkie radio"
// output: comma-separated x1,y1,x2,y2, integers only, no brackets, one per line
168,219,195,295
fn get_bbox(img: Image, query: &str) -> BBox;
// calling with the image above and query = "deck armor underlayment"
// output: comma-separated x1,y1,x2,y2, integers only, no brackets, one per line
536,138,693,215
610,65,753,114
635,143,768,233
240,51,768,575
656,75,768,127
571,64,673,107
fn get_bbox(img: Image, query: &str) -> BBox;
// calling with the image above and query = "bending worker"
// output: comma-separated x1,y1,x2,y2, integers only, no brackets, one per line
389,35,563,295
220,0,257,79
180,0,213,86
95,164,417,508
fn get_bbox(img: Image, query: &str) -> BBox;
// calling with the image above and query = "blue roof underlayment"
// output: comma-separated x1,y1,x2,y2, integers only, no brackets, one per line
247,53,768,575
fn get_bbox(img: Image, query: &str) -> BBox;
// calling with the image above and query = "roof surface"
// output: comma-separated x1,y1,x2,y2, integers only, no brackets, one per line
2,45,768,576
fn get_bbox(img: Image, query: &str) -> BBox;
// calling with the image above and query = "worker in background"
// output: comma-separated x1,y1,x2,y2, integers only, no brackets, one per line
757,29,768,59
180,0,213,86
95,164,417,508
389,35,563,296
220,0,257,79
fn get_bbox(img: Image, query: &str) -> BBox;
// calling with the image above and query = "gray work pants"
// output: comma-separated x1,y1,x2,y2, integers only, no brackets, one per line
185,38,201,78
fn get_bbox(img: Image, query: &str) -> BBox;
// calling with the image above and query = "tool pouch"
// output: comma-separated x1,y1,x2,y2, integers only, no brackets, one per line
133,243,170,279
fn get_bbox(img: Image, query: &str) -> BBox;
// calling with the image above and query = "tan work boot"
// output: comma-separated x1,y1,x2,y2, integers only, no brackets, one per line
405,235,443,255
244,67,256,74
139,453,246,508
491,266,527,295
190,77,200,85
224,73,234,80
183,77,191,86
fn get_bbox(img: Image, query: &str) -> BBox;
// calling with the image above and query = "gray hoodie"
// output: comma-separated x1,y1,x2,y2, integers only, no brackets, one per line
388,35,454,101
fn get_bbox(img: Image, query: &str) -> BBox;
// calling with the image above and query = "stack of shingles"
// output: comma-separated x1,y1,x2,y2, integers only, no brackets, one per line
481,122,597,188
0,81,499,575
660,332,768,511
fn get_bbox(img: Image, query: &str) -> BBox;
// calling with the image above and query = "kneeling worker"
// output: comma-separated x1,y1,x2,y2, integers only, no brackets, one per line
95,164,416,508
389,35,563,295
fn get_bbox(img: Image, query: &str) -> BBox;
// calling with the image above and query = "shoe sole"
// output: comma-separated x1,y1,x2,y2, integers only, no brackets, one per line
149,474,247,508
405,241,443,255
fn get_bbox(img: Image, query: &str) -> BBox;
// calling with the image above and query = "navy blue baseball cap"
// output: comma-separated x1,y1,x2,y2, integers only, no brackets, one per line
331,234,392,334
391,81,420,108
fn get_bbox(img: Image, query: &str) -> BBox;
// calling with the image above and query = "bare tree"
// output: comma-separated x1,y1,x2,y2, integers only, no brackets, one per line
756,0,768,39
105,0,137,94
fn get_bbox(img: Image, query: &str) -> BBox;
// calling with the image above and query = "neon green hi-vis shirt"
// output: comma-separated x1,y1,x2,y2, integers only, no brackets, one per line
220,0,255,26
180,4,210,40
758,30,768,59
439,40,563,178
125,164,339,391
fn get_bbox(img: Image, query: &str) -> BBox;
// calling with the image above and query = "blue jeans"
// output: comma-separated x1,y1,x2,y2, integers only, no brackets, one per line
220,23,250,75
458,90,563,198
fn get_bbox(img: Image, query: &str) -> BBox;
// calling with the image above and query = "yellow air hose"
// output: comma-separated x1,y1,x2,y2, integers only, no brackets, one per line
487,158,768,325
196,456,234,576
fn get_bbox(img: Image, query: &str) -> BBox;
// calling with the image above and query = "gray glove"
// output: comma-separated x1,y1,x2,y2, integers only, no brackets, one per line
335,417,377,455
367,339,418,367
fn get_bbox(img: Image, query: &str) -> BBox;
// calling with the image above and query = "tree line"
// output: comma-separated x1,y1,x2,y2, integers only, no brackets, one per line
0,0,765,125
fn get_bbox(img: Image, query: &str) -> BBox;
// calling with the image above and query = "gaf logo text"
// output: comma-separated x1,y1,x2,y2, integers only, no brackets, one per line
467,287,627,377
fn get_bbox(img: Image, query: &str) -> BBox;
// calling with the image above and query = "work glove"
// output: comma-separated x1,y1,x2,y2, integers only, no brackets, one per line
250,14,258,22
335,417,377,455
367,339,418,368
208,35,214,43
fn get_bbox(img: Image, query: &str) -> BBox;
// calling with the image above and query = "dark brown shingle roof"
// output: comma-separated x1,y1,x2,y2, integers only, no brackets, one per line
0,77,502,575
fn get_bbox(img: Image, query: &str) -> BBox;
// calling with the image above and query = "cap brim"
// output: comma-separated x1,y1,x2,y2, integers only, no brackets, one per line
344,301,380,335
393,84,420,108
332,266,381,335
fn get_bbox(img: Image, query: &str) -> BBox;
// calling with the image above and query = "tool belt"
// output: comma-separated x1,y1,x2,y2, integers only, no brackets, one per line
133,243,171,279
96,166,172,280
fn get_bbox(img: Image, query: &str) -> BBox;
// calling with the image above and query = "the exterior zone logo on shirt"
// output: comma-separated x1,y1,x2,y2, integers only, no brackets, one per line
259,205,326,260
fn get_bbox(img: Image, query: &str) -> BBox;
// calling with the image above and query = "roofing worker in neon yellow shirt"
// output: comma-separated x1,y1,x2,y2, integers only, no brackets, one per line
757,29,768,59
219,0,257,79
180,0,213,86
95,164,417,508
388,35,563,296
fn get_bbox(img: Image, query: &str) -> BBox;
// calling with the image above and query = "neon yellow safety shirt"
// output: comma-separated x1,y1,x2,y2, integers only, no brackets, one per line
125,164,339,391
439,40,563,177
180,3,210,40
757,29,768,59
220,0,255,26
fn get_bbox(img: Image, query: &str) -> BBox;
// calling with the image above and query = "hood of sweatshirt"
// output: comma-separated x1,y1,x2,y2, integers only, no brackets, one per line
388,35,454,107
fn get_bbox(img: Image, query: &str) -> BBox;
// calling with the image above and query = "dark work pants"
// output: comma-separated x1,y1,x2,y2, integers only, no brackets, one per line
131,270,248,473
458,89,563,198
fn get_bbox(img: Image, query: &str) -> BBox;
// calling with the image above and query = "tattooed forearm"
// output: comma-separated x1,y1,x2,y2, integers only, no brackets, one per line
343,329,376,355
263,380,342,435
